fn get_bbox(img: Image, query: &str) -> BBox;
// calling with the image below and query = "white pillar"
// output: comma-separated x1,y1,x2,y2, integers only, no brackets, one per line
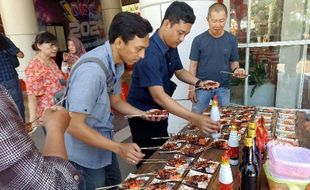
0,0,39,79
101,0,122,38
139,0,218,133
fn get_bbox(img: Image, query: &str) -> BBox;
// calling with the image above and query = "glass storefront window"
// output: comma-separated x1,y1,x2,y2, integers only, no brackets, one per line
301,46,310,109
231,48,245,104
230,0,309,43
247,47,278,106
250,0,309,42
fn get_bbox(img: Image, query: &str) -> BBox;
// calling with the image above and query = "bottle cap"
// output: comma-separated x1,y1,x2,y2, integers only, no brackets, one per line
212,95,218,106
219,150,233,184
248,121,256,130
244,136,253,147
221,150,230,165
230,124,237,131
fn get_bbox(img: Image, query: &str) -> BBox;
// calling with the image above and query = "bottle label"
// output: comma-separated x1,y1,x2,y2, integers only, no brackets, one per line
229,146,239,160
219,182,233,190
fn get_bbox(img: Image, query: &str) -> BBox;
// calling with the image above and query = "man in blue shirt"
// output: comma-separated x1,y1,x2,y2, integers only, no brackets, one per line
0,33,25,121
127,1,220,159
64,12,153,190
188,3,246,113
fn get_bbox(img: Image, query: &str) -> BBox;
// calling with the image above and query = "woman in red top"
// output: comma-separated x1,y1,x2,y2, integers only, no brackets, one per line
25,31,65,127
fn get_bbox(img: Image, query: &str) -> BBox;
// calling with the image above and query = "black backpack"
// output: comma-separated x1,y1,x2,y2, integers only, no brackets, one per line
54,57,114,106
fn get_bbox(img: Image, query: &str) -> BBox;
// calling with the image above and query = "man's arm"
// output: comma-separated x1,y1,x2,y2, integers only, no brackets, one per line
188,60,198,102
175,68,199,86
110,94,145,115
42,107,70,160
148,86,219,134
67,112,144,164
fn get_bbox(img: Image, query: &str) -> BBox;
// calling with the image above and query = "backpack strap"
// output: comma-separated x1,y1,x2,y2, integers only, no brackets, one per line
67,57,114,95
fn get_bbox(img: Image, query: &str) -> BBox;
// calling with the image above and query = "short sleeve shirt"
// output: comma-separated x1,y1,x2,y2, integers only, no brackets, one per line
127,31,183,110
190,31,239,88
25,58,65,118
64,41,124,169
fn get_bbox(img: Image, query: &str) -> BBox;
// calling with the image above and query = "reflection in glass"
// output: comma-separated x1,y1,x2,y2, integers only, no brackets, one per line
230,0,309,42
277,45,305,108
231,48,245,104
301,47,310,109
229,0,248,43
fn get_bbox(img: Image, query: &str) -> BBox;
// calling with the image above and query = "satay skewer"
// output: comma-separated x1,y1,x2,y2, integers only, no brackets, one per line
220,70,251,77
124,114,168,119
140,146,161,150
151,136,170,140
25,96,68,134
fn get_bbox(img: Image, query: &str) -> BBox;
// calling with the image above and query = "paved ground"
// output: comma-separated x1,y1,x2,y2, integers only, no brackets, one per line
25,94,136,179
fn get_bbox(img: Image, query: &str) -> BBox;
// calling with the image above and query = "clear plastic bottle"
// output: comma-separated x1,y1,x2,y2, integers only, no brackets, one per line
228,123,239,165
210,95,221,139
219,150,233,190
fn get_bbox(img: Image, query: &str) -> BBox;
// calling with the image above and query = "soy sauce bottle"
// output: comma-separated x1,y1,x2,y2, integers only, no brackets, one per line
239,137,258,190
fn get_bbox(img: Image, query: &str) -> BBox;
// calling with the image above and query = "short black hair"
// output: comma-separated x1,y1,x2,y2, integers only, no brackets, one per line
32,31,57,51
109,12,153,44
208,3,227,18
162,1,196,26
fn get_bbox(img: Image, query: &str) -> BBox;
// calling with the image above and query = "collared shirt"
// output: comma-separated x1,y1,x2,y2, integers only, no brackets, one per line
0,85,80,189
190,31,239,88
65,41,124,169
0,36,19,82
127,30,183,110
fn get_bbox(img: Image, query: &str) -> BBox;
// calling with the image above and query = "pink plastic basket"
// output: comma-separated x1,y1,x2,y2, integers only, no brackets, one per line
269,146,310,180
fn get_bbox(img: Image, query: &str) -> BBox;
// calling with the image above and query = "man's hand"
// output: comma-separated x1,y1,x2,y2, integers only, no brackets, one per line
43,106,71,134
191,114,220,135
143,109,168,122
199,80,220,90
188,90,197,103
233,68,246,78
116,143,145,164
304,121,310,132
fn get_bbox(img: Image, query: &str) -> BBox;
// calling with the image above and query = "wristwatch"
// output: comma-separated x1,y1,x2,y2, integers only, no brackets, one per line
195,79,202,88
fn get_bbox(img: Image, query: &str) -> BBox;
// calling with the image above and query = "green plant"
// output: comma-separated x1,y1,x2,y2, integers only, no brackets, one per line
248,59,267,97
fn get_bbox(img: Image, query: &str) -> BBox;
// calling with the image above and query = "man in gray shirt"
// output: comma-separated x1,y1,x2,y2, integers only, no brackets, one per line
188,3,246,113
65,12,153,190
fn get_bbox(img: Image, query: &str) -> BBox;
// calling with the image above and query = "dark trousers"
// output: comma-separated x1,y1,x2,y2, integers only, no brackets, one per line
128,117,168,160
70,153,121,190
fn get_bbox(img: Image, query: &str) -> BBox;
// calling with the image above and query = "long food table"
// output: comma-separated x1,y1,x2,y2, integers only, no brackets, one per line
131,107,310,190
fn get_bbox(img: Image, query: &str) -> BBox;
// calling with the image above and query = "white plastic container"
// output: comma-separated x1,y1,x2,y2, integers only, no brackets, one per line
269,146,310,180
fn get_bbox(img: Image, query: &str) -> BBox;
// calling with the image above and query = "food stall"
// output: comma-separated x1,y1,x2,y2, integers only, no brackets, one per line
99,105,310,190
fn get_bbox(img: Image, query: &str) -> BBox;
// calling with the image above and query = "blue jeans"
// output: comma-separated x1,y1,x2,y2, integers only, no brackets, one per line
1,78,25,121
192,87,230,113
70,153,121,190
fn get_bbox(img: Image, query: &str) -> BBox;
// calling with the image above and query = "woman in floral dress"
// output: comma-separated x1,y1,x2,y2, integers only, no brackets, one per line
25,31,65,128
